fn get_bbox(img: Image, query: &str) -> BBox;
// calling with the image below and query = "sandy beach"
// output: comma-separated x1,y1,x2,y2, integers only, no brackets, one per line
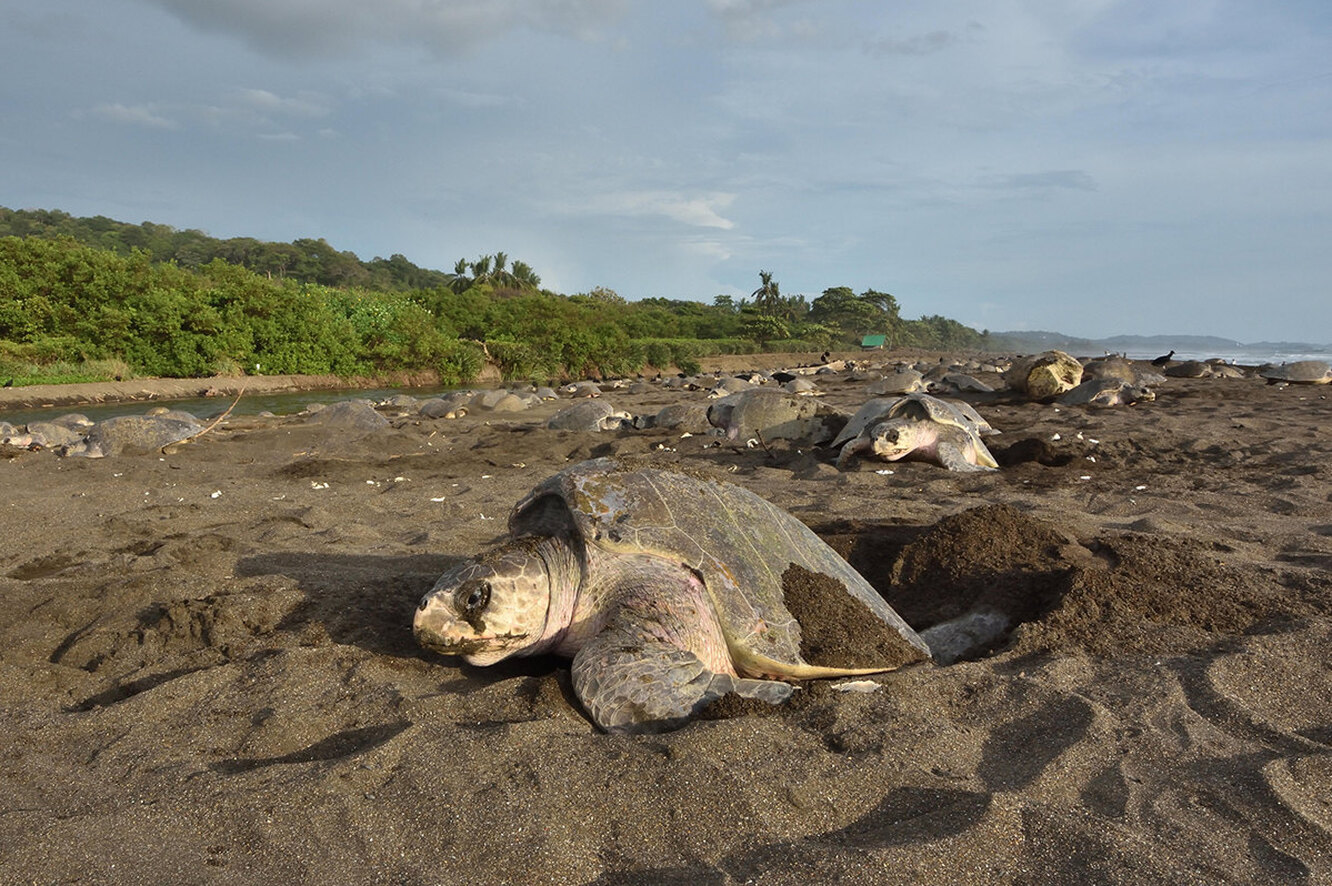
1,355,1329,884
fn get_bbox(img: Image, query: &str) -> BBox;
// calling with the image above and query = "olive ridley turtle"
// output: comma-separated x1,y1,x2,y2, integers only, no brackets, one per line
833,393,998,472
706,389,847,445
1259,360,1332,385
414,458,931,733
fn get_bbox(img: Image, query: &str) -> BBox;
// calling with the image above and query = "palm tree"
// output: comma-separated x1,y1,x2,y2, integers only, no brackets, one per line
449,258,472,293
752,270,781,316
511,260,541,289
469,255,493,282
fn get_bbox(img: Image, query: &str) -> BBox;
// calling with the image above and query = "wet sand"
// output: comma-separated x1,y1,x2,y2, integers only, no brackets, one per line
1,358,1329,884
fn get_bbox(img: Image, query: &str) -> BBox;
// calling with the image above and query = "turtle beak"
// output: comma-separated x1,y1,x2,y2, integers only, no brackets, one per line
413,596,464,653
413,590,529,664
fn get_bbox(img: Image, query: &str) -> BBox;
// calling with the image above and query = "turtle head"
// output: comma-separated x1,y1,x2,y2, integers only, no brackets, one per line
869,419,933,462
414,540,559,666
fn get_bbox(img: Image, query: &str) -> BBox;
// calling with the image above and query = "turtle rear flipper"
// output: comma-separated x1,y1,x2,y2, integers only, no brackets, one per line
572,621,793,734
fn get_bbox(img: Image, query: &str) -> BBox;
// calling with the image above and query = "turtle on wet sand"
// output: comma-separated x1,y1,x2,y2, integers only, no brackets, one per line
414,458,931,733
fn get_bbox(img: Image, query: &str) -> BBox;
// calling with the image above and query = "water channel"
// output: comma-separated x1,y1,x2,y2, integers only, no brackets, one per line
0,383,466,427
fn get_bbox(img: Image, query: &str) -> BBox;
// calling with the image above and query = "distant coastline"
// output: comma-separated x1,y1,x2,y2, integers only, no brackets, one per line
986,330,1332,365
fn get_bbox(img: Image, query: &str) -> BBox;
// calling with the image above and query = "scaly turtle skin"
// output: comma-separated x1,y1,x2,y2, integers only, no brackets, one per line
414,458,930,733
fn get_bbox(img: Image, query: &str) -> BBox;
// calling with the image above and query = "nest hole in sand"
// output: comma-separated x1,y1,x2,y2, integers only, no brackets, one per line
806,504,1088,664
808,503,1328,664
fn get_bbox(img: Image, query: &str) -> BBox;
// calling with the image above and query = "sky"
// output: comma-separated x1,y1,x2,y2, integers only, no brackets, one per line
2,0,1330,343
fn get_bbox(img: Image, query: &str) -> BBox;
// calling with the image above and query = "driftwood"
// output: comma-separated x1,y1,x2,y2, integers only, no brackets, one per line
161,385,246,453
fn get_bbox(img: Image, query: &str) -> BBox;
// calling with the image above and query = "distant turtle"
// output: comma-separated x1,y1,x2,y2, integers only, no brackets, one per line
1259,360,1332,385
709,376,757,398
707,389,846,445
651,402,711,433
833,393,996,446
21,421,84,449
866,367,924,396
414,458,931,732
561,381,603,398
1082,356,1139,384
782,377,819,395
1164,360,1212,379
932,372,995,394
1057,378,1156,407
1003,350,1083,399
420,393,472,419
61,414,205,458
1151,350,1175,367
547,400,633,431
834,393,998,472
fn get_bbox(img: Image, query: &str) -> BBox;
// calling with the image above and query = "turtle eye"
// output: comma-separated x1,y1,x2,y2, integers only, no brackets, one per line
457,581,491,615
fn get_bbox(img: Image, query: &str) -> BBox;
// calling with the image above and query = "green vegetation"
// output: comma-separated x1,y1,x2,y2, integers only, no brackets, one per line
0,207,989,386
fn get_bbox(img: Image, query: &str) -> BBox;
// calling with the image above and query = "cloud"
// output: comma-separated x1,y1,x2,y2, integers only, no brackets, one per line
576,191,738,229
85,102,177,129
705,0,820,42
863,29,962,57
142,0,629,58
979,170,1098,192
235,88,330,118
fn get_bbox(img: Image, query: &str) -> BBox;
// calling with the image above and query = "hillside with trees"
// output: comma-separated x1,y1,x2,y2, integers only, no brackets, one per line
0,207,988,386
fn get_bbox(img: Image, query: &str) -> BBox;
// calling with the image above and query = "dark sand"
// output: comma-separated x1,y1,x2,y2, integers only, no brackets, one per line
1,358,1330,884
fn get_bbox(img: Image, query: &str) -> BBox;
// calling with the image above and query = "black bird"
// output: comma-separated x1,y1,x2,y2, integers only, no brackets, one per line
1151,349,1175,367
2,379,12,388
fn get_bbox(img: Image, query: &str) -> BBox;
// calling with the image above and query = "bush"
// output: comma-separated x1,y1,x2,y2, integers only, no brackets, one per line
436,340,483,385
761,338,825,353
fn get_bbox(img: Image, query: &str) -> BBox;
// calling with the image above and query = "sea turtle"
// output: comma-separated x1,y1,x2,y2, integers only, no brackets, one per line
1164,360,1212,379
708,376,757,398
546,399,633,431
61,414,205,458
833,393,995,447
866,367,925,396
706,389,846,444
1057,378,1156,407
1081,356,1140,384
833,393,998,472
1259,360,1332,385
414,458,931,733
1003,350,1083,399
651,402,711,433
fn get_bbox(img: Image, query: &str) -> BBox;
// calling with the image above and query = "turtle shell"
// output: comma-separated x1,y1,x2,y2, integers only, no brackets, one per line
1260,360,1332,383
833,393,992,449
509,458,930,671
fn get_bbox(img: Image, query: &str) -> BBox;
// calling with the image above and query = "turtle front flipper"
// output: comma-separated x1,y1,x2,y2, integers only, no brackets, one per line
572,631,792,733
568,565,794,735
937,439,998,472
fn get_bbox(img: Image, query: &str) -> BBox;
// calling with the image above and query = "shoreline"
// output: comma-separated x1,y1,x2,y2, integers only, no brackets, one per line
0,348,993,414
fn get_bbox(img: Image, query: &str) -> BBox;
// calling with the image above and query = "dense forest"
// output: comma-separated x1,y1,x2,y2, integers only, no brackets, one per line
0,207,988,385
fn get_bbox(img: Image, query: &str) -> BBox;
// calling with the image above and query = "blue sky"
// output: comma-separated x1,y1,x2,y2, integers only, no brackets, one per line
2,0,1329,342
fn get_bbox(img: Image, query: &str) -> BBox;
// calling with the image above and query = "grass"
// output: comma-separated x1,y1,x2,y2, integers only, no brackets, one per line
0,358,133,387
